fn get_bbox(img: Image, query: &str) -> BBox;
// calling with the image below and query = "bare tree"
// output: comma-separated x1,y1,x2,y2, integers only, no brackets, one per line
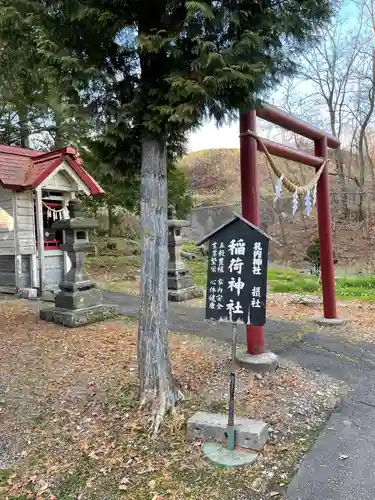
277,14,364,217
342,0,375,226
352,56,374,224
360,0,375,220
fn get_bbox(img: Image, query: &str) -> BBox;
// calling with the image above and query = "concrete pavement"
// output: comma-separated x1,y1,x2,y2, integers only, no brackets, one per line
103,290,299,341
282,339,375,500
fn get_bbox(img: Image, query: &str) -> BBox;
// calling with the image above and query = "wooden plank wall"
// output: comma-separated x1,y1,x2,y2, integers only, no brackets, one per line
43,169,74,191
0,255,16,289
15,191,36,255
0,186,15,255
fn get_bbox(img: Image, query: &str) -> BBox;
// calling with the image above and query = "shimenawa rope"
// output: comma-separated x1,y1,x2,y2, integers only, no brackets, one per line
240,129,328,195
42,201,69,221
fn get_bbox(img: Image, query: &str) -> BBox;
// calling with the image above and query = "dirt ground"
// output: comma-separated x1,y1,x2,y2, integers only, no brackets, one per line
266,292,375,344
0,299,345,499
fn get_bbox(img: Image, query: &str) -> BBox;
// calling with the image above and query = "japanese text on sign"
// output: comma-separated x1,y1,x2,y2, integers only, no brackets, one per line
204,217,269,326
253,242,262,275
226,239,247,322
210,242,226,273
208,277,225,311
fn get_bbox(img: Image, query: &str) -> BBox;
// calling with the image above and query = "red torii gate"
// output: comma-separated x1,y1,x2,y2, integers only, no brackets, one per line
240,107,340,356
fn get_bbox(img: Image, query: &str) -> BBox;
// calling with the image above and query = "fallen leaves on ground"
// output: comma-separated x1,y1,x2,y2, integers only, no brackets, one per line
0,299,342,499
267,292,375,343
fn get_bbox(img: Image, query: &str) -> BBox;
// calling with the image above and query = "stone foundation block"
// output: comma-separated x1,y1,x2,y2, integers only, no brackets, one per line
55,288,103,310
187,411,268,450
168,285,203,302
19,288,38,300
236,351,279,373
314,316,346,326
168,274,196,290
40,304,117,327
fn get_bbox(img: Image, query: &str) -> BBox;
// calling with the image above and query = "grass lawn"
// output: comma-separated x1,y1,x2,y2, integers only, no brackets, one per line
86,250,208,296
86,251,375,301
0,300,342,499
267,269,375,301
86,254,142,294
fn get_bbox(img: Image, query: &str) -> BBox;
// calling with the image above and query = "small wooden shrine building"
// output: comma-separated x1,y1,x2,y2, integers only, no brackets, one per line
0,145,104,294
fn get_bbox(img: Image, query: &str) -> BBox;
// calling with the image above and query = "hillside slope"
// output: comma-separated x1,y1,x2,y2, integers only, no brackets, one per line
178,148,375,270
267,215,375,270
178,148,366,207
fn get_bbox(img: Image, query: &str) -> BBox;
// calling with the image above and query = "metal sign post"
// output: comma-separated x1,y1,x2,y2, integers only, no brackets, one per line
197,214,272,468
225,323,237,451
202,321,257,467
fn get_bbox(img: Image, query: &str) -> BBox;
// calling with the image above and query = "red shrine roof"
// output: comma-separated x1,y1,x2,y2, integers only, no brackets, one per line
0,145,104,195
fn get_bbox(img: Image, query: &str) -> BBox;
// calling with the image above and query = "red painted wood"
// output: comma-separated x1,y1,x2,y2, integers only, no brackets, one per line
64,155,105,196
0,144,104,196
260,137,323,167
315,137,337,318
36,240,62,250
239,106,340,355
240,111,260,224
257,105,340,149
43,202,62,208
240,111,265,355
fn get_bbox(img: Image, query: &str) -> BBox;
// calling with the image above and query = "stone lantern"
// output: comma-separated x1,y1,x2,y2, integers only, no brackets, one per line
40,200,115,326
167,205,203,302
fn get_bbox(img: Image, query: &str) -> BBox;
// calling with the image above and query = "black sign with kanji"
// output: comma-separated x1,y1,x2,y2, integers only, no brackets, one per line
198,214,270,326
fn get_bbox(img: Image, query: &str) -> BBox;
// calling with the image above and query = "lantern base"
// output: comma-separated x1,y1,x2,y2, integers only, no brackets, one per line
40,304,117,328
55,287,103,310
203,442,258,468
168,285,203,302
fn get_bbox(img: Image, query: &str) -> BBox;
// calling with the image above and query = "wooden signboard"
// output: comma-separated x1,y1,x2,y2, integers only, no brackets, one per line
198,214,271,326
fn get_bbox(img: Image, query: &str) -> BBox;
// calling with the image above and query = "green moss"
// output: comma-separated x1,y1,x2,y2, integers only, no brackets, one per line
0,468,14,486
206,400,228,413
189,259,208,287
54,458,93,498
86,255,140,273
117,383,138,410
267,267,375,300
182,241,201,254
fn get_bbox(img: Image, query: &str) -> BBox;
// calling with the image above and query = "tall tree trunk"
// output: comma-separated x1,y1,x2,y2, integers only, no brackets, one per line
54,115,65,149
54,101,65,148
138,138,182,434
357,150,367,225
335,148,348,218
18,107,30,149
357,48,375,227
328,104,348,217
364,133,375,228
107,203,114,237
364,133,375,194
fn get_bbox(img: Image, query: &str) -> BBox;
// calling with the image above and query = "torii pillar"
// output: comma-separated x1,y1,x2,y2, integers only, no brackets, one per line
240,110,265,355
239,107,343,362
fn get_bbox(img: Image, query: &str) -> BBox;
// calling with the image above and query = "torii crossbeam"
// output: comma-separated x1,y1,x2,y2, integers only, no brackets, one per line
240,107,340,355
